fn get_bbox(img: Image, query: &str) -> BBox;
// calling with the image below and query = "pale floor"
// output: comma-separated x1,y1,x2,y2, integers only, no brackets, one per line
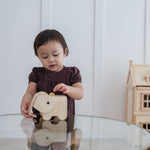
0,139,150,150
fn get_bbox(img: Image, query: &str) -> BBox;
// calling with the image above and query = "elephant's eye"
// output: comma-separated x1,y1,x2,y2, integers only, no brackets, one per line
47,101,50,105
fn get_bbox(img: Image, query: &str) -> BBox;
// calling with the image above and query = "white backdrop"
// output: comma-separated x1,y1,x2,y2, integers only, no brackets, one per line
0,0,41,114
0,0,150,121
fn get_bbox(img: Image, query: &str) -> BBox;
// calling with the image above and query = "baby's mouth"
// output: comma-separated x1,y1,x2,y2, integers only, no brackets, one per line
50,65,56,68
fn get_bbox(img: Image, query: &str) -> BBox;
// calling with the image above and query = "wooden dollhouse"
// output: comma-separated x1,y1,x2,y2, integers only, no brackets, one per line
126,60,150,131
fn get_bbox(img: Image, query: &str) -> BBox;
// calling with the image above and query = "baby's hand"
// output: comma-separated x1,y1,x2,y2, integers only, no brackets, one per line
21,101,33,118
53,83,70,94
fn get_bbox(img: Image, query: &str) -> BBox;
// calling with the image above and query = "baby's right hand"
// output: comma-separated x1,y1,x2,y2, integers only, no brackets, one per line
21,101,33,118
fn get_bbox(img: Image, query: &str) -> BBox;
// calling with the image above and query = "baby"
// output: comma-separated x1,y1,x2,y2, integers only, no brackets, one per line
20,29,84,118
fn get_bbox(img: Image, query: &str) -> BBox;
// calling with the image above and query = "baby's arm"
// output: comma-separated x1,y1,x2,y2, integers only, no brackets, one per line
20,82,37,118
53,82,84,100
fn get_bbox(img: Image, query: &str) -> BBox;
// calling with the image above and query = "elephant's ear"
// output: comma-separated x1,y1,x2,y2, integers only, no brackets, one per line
28,94,38,117
28,91,48,117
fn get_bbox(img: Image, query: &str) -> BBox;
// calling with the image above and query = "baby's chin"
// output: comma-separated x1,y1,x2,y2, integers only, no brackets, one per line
45,65,63,72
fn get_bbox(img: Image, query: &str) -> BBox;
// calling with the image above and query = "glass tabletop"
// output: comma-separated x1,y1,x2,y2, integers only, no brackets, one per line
0,114,150,150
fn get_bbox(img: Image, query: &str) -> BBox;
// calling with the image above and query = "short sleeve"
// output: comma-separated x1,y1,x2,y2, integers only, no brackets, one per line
70,67,82,85
28,67,39,83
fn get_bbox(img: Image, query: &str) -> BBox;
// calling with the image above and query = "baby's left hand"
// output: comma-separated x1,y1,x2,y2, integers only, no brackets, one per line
53,83,70,94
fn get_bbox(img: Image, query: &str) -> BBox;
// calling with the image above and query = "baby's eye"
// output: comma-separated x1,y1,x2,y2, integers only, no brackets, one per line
42,56,48,59
53,54,59,57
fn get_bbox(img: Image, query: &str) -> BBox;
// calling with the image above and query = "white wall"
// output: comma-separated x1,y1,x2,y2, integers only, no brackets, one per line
0,0,150,121
99,0,145,120
0,0,41,114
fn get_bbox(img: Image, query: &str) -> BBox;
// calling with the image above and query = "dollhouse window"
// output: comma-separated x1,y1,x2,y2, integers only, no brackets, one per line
143,124,146,129
141,123,150,132
144,95,147,100
142,94,150,110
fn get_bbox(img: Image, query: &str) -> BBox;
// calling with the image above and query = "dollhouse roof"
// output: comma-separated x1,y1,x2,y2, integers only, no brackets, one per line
127,60,150,87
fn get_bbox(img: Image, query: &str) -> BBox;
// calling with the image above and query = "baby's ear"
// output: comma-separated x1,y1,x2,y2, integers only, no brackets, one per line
64,48,68,57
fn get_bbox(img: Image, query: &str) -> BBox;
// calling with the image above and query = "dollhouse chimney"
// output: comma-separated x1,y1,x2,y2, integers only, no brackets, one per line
129,60,133,68
144,72,150,83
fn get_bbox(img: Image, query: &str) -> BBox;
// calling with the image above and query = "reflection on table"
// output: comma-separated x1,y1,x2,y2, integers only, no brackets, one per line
20,115,82,150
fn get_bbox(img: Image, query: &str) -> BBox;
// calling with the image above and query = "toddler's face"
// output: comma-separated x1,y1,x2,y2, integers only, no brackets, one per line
37,41,67,72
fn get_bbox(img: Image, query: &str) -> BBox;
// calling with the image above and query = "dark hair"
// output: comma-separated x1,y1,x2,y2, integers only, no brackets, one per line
34,29,69,56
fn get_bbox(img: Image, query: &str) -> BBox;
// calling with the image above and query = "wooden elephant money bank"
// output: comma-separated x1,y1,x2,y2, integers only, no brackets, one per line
28,91,67,120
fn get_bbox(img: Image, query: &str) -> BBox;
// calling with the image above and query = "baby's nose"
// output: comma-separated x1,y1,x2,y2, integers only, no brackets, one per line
48,56,54,62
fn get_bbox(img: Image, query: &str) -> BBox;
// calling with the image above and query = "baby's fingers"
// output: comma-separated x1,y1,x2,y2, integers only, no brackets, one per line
60,86,67,93
23,113,33,118
53,83,64,92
